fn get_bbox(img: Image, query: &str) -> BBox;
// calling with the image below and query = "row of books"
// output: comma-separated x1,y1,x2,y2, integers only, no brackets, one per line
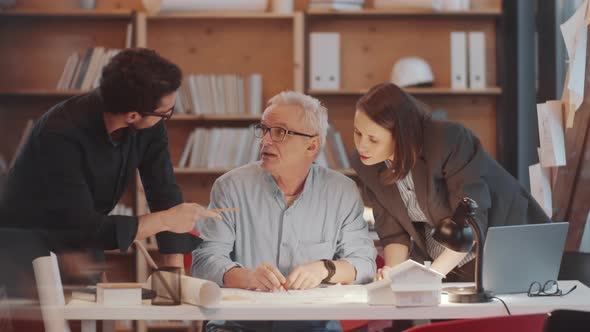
177,126,350,170
178,128,259,169
175,74,263,115
308,0,365,10
56,47,122,91
316,126,351,169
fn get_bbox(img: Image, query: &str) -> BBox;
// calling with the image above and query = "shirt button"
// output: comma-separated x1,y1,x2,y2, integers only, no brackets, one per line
285,212,290,216
282,243,287,247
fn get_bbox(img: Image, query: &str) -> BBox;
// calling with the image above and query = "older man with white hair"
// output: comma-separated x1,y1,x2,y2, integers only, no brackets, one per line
192,91,376,332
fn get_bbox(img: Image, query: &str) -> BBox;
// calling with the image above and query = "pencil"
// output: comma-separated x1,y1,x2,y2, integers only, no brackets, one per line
209,208,240,213
280,282,290,293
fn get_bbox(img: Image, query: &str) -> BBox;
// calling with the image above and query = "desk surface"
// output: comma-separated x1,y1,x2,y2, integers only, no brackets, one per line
63,281,590,321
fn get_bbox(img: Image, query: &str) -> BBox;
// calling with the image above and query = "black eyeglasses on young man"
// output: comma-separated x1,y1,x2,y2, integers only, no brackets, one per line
141,107,174,121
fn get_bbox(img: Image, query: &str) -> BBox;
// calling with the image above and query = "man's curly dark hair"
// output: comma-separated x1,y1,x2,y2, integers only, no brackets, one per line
99,48,182,114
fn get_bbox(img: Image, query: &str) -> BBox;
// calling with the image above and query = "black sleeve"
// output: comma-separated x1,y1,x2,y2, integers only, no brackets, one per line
40,133,138,252
138,121,201,254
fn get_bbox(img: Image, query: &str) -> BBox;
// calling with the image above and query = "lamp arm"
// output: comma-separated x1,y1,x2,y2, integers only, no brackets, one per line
465,216,484,293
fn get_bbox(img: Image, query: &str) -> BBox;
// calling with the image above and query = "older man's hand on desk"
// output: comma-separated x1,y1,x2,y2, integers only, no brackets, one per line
286,261,328,290
249,263,287,291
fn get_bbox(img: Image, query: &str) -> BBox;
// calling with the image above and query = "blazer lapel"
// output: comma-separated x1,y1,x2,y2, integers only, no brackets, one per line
370,164,429,257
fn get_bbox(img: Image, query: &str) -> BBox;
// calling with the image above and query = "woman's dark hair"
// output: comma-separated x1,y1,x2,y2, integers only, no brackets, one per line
356,82,431,185
99,48,182,114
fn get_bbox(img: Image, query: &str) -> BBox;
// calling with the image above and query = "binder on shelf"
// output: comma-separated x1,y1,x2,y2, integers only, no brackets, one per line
249,74,263,115
450,32,467,89
310,32,340,90
468,31,486,89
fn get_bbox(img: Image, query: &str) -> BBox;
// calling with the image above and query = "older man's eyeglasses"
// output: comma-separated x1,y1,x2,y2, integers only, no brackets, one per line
253,123,317,143
141,108,174,121
527,280,577,297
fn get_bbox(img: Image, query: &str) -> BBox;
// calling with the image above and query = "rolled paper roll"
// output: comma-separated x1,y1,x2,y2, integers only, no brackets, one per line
147,272,222,307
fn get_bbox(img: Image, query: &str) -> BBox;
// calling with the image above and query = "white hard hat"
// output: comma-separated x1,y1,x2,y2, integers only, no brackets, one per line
390,57,434,87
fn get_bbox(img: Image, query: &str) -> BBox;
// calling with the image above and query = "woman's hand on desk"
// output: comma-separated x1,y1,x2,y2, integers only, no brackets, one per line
375,266,392,281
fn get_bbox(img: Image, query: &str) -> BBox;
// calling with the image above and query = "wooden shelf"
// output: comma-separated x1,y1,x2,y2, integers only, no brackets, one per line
306,9,502,17
308,87,502,96
0,90,85,98
0,9,133,19
170,114,261,122
174,167,357,176
148,11,294,19
145,321,191,329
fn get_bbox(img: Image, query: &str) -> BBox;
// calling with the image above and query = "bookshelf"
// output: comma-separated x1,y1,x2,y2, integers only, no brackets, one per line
134,10,305,212
304,0,503,159
1,0,506,331
306,8,502,17
308,87,503,96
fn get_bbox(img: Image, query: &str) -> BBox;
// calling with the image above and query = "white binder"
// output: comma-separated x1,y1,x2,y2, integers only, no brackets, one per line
450,32,467,89
468,31,487,89
310,32,340,90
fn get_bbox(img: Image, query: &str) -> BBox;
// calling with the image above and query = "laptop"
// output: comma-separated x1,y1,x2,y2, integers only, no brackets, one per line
482,222,569,294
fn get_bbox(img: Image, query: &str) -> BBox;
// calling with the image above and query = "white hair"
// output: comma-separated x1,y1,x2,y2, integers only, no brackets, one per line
265,91,329,147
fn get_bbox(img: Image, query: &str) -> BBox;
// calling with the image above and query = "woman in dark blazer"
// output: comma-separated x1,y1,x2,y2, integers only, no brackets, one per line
351,83,550,281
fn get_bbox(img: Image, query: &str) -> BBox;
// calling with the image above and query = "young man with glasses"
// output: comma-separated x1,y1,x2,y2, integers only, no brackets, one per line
0,48,219,297
192,91,376,332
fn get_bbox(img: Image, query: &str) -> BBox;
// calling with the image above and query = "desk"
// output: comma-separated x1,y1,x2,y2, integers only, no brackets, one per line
58,281,590,332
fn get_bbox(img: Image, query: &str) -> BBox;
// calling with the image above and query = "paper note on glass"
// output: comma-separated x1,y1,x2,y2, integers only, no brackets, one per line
567,26,587,109
537,102,566,167
529,163,552,218
218,284,367,306
560,0,588,60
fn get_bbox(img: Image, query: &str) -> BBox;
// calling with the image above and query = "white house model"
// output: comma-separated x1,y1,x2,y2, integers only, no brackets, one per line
367,260,444,307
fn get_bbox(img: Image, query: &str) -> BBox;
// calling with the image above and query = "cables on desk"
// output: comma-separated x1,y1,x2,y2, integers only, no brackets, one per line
491,296,511,315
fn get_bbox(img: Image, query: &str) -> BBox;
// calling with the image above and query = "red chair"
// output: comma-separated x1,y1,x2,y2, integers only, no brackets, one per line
183,230,201,272
404,314,547,332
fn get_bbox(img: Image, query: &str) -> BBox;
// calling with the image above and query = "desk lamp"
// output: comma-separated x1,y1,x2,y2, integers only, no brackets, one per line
432,197,492,303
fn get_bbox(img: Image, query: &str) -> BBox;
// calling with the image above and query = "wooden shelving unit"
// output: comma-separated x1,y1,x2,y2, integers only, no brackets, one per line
0,9,133,18
304,0,503,159
308,87,503,96
0,90,86,98
148,11,295,19
170,113,261,122
1,1,505,331
306,8,502,17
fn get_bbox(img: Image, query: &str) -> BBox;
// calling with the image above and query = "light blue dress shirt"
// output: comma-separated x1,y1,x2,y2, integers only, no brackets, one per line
191,162,377,286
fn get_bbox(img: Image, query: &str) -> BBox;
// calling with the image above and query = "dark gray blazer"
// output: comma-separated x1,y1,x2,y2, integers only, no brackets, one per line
351,120,550,258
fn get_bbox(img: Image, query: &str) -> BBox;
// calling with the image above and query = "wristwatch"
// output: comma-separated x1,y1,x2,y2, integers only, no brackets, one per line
321,259,336,284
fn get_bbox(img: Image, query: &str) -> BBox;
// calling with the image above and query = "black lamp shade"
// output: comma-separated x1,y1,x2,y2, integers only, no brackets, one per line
431,197,492,303
431,218,474,253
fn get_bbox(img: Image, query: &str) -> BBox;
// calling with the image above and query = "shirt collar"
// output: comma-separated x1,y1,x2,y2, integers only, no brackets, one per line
261,163,315,199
